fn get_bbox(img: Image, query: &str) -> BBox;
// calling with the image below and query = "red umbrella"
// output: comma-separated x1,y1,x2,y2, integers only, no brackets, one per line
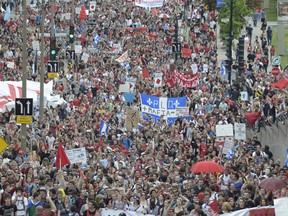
159,13,169,19
260,177,287,190
126,27,133,31
138,26,148,31
190,161,224,173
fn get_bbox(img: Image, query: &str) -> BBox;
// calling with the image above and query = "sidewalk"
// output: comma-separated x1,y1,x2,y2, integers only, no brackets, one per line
217,18,275,73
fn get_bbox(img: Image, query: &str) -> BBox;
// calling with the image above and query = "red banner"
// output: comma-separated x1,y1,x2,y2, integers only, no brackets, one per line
167,70,199,88
249,208,275,216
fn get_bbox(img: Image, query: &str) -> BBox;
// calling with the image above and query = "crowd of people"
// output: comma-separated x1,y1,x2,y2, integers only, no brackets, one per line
0,0,287,216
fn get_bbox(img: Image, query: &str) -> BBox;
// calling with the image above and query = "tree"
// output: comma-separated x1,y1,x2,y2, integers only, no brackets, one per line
218,0,252,39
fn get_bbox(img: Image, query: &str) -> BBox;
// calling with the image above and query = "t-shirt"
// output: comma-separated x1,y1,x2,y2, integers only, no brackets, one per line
0,204,17,216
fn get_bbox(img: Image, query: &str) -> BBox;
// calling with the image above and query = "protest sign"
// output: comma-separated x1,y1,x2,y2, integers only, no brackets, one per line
216,124,234,137
125,109,140,130
176,107,189,116
65,147,87,164
234,123,246,140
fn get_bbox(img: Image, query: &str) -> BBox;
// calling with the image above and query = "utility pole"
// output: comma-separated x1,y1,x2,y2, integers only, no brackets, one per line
174,17,179,62
71,0,75,50
228,0,233,84
39,0,45,124
51,0,55,36
71,0,77,81
20,0,28,153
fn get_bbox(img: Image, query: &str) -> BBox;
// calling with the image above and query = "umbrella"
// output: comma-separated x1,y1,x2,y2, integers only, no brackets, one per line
126,27,133,31
159,13,169,19
190,161,224,173
138,26,148,31
259,177,287,190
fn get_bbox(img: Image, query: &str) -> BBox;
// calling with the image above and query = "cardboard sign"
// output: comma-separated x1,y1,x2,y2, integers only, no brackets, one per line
125,109,140,130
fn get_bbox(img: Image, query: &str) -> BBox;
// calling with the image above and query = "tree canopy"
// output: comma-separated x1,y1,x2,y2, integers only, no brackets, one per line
217,0,252,39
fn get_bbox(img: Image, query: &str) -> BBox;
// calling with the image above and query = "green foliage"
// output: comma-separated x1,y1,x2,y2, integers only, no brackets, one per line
218,0,252,39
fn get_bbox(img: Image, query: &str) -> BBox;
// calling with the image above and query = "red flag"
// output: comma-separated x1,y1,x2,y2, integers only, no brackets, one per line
55,143,70,168
245,112,261,125
271,77,288,89
142,68,150,78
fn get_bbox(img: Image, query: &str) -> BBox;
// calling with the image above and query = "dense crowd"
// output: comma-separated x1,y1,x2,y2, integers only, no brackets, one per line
0,0,287,216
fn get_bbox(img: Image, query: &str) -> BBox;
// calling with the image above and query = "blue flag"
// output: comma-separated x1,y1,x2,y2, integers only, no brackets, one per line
4,4,11,21
140,94,190,125
99,121,109,136
124,93,135,103
93,34,100,47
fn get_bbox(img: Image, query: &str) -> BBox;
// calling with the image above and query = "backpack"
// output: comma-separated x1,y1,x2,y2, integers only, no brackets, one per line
16,197,25,212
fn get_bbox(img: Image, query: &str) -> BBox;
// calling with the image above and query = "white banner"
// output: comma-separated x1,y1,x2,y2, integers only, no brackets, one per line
65,147,87,165
234,123,246,140
135,0,164,8
101,209,154,216
0,81,53,112
216,124,234,137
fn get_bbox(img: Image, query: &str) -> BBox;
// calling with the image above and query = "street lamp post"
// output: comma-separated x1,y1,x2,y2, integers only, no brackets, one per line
228,0,233,84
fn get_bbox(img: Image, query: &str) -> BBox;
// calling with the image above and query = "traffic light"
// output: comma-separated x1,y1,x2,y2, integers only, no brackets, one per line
69,25,75,44
50,37,57,60
238,36,245,61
